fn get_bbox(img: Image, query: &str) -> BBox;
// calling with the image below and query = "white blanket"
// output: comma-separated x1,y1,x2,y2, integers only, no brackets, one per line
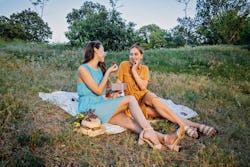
39,91,197,134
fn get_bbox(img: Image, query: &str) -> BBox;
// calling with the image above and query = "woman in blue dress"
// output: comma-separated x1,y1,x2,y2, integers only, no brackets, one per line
77,40,184,151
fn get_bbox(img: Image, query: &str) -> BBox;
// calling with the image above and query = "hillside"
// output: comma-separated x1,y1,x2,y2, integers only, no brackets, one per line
0,41,249,166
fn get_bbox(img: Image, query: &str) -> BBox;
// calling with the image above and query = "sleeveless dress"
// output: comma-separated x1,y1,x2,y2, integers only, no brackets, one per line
77,64,124,123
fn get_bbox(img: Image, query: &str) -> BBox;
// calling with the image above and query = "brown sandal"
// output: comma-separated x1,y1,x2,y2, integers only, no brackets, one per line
184,126,199,138
138,127,166,150
165,127,185,152
199,124,217,136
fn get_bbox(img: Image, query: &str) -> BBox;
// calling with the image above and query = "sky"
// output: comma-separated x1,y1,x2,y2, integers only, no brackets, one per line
0,0,196,43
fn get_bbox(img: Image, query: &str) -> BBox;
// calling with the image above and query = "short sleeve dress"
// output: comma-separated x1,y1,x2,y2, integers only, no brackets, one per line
116,61,150,101
116,61,150,118
77,64,124,123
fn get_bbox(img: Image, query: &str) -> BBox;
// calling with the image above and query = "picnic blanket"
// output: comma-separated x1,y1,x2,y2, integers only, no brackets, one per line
39,91,197,134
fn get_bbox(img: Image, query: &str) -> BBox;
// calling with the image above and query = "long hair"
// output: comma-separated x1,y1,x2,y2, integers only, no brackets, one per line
82,40,106,75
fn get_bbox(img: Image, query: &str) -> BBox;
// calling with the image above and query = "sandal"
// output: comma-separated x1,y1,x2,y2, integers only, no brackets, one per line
199,124,217,136
165,126,185,152
184,126,198,138
138,127,166,150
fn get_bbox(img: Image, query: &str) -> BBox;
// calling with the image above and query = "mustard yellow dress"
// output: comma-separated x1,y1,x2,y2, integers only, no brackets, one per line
116,61,150,118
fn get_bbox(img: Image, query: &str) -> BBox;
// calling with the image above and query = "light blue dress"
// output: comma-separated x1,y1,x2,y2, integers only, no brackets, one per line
77,64,124,123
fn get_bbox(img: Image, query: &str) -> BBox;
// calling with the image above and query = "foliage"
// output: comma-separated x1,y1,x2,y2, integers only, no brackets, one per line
176,0,191,17
29,0,49,18
137,24,172,49
65,1,137,51
195,0,250,44
239,17,250,45
173,17,199,46
210,10,248,44
64,0,249,49
0,9,52,42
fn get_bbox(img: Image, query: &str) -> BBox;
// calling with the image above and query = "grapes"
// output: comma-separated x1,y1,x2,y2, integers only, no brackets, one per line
74,109,98,127
84,109,97,121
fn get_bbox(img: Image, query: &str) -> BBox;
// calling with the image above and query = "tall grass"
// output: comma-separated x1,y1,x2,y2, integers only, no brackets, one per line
0,41,249,166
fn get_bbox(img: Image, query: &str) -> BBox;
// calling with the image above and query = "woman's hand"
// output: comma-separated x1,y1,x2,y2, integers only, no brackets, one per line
107,64,118,74
132,60,139,71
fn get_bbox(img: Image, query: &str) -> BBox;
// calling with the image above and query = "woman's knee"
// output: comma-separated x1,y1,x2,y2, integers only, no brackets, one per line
119,95,136,109
143,92,158,106
125,95,137,103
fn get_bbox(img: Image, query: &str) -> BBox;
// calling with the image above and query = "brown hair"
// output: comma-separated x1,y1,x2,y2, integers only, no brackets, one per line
83,40,106,75
130,43,144,54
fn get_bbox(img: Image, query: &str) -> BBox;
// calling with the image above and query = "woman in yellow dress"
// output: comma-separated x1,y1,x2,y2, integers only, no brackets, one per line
116,43,217,138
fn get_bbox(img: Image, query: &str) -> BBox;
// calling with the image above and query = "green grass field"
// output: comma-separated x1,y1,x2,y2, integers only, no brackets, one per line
0,41,249,166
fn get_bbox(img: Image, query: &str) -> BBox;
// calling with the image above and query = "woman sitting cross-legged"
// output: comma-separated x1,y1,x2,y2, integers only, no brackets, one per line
77,40,185,151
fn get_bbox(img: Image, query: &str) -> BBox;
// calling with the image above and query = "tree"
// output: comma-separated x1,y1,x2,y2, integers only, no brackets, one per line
195,0,249,44
176,0,192,45
65,2,109,47
29,0,49,18
0,9,52,42
177,0,191,18
65,1,137,50
0,16,27,40
174,17,199,45
0,16,12,40
170,27,186,47
137,24,170,49
210,10,248,44
239,17,250,45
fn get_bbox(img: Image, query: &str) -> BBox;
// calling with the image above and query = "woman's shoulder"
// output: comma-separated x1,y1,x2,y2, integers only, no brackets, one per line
120,61,131,67
141,64,149,69
78,64,85,68
78,64,88,72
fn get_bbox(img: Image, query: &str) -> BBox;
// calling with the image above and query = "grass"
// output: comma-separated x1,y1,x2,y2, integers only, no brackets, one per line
0,41,249,166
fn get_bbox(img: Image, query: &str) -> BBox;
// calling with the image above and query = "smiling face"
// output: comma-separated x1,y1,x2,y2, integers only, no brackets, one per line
95,45,107,62
129,47,143,64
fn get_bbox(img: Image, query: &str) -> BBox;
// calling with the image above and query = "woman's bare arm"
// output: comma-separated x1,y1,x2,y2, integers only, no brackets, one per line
78,66,113,95
131,62,148,90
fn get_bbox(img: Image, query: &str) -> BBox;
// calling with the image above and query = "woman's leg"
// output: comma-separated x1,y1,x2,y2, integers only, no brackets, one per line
109,96,165,148
143,93,186,127
143,93,216,137
144,106,160,119
109,112,179,146
109,112,141,133
110,96,150,129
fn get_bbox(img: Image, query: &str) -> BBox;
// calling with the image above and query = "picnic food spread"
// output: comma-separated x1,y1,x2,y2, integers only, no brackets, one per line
74,111,106,137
